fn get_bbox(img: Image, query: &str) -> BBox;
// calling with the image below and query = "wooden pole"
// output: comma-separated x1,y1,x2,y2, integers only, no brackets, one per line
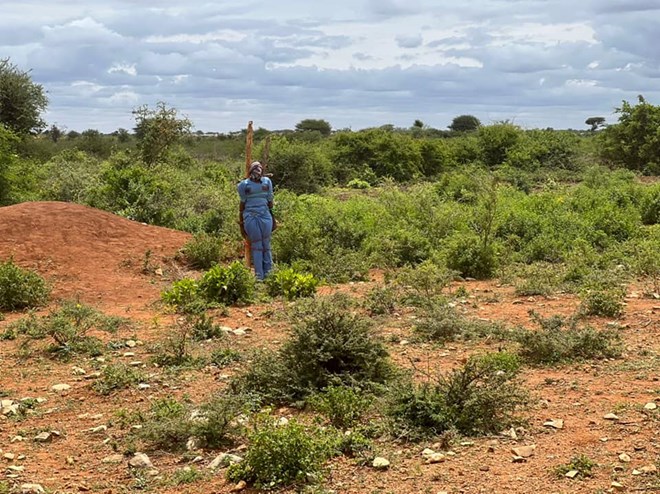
244,121,254,267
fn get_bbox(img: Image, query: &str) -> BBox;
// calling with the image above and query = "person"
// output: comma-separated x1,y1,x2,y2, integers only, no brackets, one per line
238,161,276,280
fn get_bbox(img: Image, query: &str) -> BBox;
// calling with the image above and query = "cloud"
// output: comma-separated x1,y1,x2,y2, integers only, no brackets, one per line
396,34,423,49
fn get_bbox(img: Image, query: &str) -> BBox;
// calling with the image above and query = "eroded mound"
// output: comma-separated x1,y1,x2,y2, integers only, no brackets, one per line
0,202,190,305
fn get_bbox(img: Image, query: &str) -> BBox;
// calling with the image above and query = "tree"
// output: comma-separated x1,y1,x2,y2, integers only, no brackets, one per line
449,115,481,133
600,95,660,173
585,116,606,132
113,128,130,143
0,58,48,135
133,102,192,165
413,119,425,129
294,119,332,137
48,124,63,142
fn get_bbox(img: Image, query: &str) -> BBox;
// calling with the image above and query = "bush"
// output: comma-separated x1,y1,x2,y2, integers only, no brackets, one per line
233,295,391,404
210,347,241,367
555,454,595,478
395,260,456,306
181,233,224,269
227,415,336,490
265,267,319,300
516,311,622,365
363,285,399,316
308,385,373,429
413,304,508,343
199,261,254,305
386,352,525,440
161,278,208,314
579,288,625,318
92,364,145,395
0,259,50,311
445,234,497,279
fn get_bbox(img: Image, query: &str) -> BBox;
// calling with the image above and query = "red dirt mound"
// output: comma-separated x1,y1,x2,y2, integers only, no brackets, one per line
0,201,191,306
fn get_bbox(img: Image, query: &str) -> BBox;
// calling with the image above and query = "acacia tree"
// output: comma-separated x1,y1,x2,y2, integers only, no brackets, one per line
294,119,332,137
0,58,48,135
585,116,606,132
132,102,192,165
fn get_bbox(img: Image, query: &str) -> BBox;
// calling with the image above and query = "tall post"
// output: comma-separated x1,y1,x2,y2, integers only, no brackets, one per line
244,121,254,267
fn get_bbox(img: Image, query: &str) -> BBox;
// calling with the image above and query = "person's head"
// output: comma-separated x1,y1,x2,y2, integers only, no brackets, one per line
249,161,263,180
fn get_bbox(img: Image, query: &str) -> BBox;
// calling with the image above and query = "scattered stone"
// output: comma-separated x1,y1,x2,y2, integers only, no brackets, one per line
479,465,490,472
372,457,390,469
88,425,107,434
611,481,624,490
603,413,619,421
460,441,475,446
138,383,151,390
232,328,247,336
101,454,124,463
426,453,446,464
421,448,435,458
640,465,658,474
129,361,143,367
399,339,409,346
72,366,86,376
220,326,233,334
128,453,153,469
34,432,52,442
84,372,101,380
619,453,631,463
277,417,289,426
90,414,103,420
512,456,526,463
632,469,642,476
564,470,579,479
231,480,247,492
644,402,657,411
186,437,200,451
511,445,536,458
20,484,45,494
126,340,137,348
207,453,243,470
11,436,25,443
3,453,15,461
123,352,135,357
66,457,75,465
50,383,71,393
543,419,564,429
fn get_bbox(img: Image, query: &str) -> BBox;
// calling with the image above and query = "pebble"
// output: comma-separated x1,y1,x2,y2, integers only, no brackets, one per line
128,453,153,469
372,457,390,469
207,453,243,469
426,453,446,464
603,413,619,420
644,402,657,410
34,432,52,442
20,484,45,494
564,470,579,479
421,448,435,458
611,481,624,490
543,419,564,429
88,425,107,434
138,383,151,390
102,454,124,464
3,453,15,461
125,340,137,348
231,480,247,491
511,445,536,458
640,465,658,474
618,453,631,463
123,352,135,357
50,384,71,393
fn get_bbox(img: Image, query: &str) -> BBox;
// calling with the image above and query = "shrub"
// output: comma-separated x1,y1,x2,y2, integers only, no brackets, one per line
227,415,336,490
92,364,145,395
199,261,254,305
363,285,399,316
0,259,50,311
181,233,223,269
516,311,622,365
395,261,456,305
555,454,595,478
413,304,508,343
190,313,225,341
151,315,203,367
445,234,497,279
579,288,626,318
386,352,525,440
233,295,391,404
210,347,241,367
265,267,319,300
161,278,209,314
308,385,373,429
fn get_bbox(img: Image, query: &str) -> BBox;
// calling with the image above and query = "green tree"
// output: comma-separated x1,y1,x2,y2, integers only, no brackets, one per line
0,124,19,204
449,114,481,132
585,116,606,132
133,102,192,165
0,58,48,135
600,95,660,173
48,124,63,142
294,119,332,137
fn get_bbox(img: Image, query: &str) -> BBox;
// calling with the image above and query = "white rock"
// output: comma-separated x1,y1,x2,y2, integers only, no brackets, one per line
564,470,579,479
511,445,536,458
20,484,45,494
125,340,137,348
72,367,86,376
128,453,153,469
372,457,390,469
611,481,624,490
208,453,243,470
102,454,124,464
50,384,71,393
34,432,52,442
3,453,16,461
88,425,107,434
138,383,151,390
8,465,25,472
543,419,564,429
421,448,435,458
619,453,631,463
644,402,657,411
603,413,619,420
426,453,446,464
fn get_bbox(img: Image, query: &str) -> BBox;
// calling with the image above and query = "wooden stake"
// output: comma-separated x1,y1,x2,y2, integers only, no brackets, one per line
244,121,253,267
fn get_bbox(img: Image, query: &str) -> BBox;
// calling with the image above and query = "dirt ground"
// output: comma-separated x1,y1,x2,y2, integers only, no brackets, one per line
1,202,658,494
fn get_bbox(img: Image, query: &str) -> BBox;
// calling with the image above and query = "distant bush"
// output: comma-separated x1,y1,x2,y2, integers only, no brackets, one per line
308,385,373,429
386,352,525,440
516,311,622,364
363,285,399,316
413,304,508,343
0,259,50,311
265,267,319,300
161,278,205,313
227,415,336,490
445,234,497,279
395,260,456,305
180,233,224,269
93,363,145,395
579,288,626,318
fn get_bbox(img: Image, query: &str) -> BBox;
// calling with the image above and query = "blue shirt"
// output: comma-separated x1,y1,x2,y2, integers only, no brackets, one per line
237,177,274,212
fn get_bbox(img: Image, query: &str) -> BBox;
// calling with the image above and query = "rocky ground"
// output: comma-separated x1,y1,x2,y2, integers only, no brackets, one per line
0,202,658,494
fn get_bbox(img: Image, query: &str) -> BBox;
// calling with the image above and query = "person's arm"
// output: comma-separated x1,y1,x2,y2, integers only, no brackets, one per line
237,182,247,238
267,179,277,232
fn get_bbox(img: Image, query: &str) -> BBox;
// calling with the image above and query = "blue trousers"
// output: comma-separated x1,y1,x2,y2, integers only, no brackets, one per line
243,209,273,280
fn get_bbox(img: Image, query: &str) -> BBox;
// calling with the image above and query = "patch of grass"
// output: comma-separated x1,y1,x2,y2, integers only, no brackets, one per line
180,233,224,270
513,262,564,296
169,466,206,485
363,285,399,316
579,288,626,317
0,258,50,311
555,454,595,478
308,385,373,429
516,311,622,365
395,261,456,306
265,267,320,300
92,364,145,395
386,352,526,440
413,304,510,343
210,347,241,367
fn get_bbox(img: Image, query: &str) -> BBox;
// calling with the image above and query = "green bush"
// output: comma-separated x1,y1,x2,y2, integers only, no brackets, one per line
92,364,145,395
233,295,391,404
363,285,399,316
0,259,50,311
161,278,207,313
386,352,525,440
579,288,625,318
413,304,508,343
308,385,373,429
516,311,622,364
210,347,241,367
445,234,497,279
180,233,224,269
199,261,254,305
395,260,455,305
555,454,595,478
265,267,319,300
227,415,336,490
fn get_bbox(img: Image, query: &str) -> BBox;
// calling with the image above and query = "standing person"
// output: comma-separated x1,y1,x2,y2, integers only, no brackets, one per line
238,161,277,280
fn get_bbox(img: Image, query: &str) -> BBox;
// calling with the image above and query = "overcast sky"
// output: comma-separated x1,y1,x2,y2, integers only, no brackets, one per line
2,0,659,132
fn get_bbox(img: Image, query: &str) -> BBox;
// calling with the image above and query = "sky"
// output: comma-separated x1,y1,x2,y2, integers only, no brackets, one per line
2,0,659,133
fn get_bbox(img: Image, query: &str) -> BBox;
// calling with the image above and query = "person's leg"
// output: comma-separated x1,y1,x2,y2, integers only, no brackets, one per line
244,214,265,280
261,215,273,277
